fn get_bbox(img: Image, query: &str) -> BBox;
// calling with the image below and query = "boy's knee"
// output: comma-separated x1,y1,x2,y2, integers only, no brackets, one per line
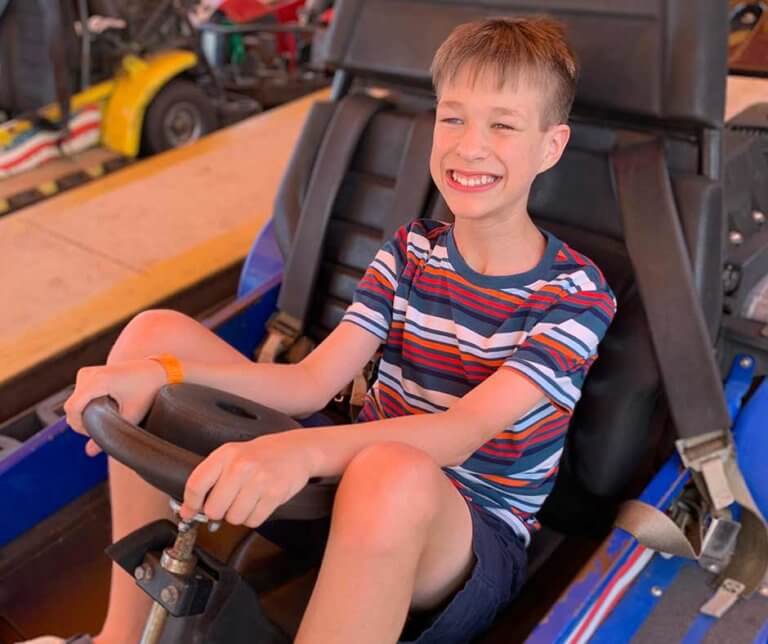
331,442,443,549
108,309,193,363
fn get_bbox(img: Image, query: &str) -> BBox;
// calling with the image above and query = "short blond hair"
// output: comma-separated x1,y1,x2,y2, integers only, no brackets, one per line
431,16,578,128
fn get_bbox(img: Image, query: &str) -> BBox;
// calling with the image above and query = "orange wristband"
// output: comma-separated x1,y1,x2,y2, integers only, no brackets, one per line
147,353,184,385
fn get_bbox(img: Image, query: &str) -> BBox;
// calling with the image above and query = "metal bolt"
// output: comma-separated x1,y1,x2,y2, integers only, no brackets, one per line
753,210,766,225
651,586,663,598
707,563,721,574
760,585,768,598
740,357,753,369
134,563,154,582
160,585,179,606
208,521,221,533
729,231,744,246
722,263,741,294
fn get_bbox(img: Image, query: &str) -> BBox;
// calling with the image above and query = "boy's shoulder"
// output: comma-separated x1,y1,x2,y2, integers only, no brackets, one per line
550,236,610,286
547,235,617,317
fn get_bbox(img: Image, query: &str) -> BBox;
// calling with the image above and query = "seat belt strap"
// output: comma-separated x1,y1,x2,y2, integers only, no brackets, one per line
278,93,389,324
257,94,388,362
340,111,435,414
611,138,731,439
611,139,768,606
259,106,434,365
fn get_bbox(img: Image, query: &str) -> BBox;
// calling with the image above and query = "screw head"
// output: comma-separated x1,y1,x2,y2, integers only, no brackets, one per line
707,563,721,574
739,357,753,368
729,231,744,246
760,585,768,598
133,563,153,582
753,210,766,225
651,586,663,598
160,585,179,606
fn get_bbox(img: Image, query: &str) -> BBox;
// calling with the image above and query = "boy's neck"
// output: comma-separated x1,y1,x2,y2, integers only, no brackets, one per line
452,211,546,277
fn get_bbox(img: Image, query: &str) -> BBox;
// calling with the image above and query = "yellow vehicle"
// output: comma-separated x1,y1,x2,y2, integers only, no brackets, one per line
0,0,258,182
1,49,219,172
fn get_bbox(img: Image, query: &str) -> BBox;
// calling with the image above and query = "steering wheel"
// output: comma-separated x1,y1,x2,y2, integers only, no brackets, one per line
82,384,337,520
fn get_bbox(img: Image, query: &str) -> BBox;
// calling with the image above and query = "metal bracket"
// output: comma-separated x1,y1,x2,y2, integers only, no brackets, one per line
257,311,303,363
698,516,742,573
700,578,746,618
676,432,736,510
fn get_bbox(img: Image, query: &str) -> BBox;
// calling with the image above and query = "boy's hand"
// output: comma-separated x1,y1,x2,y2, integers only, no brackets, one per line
63,359,167,456
180,431,314,527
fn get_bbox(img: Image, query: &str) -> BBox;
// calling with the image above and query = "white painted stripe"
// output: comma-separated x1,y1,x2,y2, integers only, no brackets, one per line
565,547,654,644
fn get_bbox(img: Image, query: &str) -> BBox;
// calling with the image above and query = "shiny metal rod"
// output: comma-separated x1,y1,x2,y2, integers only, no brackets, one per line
140,601,170,644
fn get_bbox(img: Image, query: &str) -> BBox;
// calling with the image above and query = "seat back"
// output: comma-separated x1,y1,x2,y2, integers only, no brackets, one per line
271,91,443,341
265,0,729,534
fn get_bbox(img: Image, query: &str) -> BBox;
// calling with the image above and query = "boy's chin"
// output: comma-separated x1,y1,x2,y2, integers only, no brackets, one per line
444,201,497,221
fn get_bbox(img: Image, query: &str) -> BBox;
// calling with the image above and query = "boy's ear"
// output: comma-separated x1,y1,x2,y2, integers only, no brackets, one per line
538,124,571,174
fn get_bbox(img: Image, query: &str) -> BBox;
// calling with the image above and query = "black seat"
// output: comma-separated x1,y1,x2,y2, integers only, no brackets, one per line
271,0,729,543
241,1,732,638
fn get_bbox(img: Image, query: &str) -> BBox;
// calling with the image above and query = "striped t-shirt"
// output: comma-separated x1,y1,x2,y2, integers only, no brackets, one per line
342,220,616,543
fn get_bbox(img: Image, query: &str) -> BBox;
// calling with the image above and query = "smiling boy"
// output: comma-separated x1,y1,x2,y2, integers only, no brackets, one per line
31,16,615,644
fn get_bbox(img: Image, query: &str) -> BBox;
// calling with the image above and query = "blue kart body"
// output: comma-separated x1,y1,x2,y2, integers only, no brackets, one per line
2,219,768,640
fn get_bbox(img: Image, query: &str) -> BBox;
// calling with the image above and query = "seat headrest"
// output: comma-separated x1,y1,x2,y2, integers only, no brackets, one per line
325,0,727,127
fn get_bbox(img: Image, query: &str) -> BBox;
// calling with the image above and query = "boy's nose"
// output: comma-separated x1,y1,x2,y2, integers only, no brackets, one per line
455,127,490,161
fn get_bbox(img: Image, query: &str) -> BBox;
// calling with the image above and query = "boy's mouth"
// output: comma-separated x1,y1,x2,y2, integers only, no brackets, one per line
446,169,501,192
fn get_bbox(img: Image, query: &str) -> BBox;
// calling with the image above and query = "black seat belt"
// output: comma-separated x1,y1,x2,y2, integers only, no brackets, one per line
610,138,768,616
258,93,389,362
259,103,436,364
347,109,436,414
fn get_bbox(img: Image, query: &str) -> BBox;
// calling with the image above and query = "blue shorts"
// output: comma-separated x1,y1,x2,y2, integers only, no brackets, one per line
258,500,527,644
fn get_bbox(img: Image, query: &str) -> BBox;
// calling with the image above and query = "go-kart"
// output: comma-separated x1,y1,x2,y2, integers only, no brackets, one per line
3,0,768,642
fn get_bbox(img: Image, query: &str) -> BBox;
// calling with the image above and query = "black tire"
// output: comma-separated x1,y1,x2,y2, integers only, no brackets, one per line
141,78,218,155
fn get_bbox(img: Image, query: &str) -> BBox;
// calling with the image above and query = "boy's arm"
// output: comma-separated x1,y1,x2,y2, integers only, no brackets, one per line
178,321,380,417
180,366,546,521
301,366,546,476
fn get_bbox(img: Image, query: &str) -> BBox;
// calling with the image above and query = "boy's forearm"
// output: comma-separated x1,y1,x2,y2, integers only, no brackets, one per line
180,360,328,417
301,410,487,477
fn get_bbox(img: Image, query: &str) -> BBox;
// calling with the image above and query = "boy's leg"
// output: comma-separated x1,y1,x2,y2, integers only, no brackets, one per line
94,310,251,643
296,442,477,644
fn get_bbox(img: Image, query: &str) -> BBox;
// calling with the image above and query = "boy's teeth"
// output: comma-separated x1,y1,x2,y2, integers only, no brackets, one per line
451,171,497,187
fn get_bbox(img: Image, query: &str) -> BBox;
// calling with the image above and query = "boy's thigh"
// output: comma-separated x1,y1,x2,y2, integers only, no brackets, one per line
110,309,249,364
257,496,527,644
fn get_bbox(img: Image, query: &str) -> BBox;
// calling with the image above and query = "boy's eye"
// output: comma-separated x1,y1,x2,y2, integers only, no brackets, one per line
492,123,517,131
439,117,463,125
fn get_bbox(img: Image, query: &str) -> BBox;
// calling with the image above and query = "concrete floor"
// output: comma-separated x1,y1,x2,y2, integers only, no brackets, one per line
0,89,327,393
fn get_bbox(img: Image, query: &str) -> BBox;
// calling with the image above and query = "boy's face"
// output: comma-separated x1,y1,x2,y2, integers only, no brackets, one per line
431,66,570,225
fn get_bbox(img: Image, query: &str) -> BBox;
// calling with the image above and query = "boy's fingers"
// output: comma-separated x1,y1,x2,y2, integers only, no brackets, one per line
224,480,264,526
244,497,275,529
182,455,226,519
202,467,246,521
